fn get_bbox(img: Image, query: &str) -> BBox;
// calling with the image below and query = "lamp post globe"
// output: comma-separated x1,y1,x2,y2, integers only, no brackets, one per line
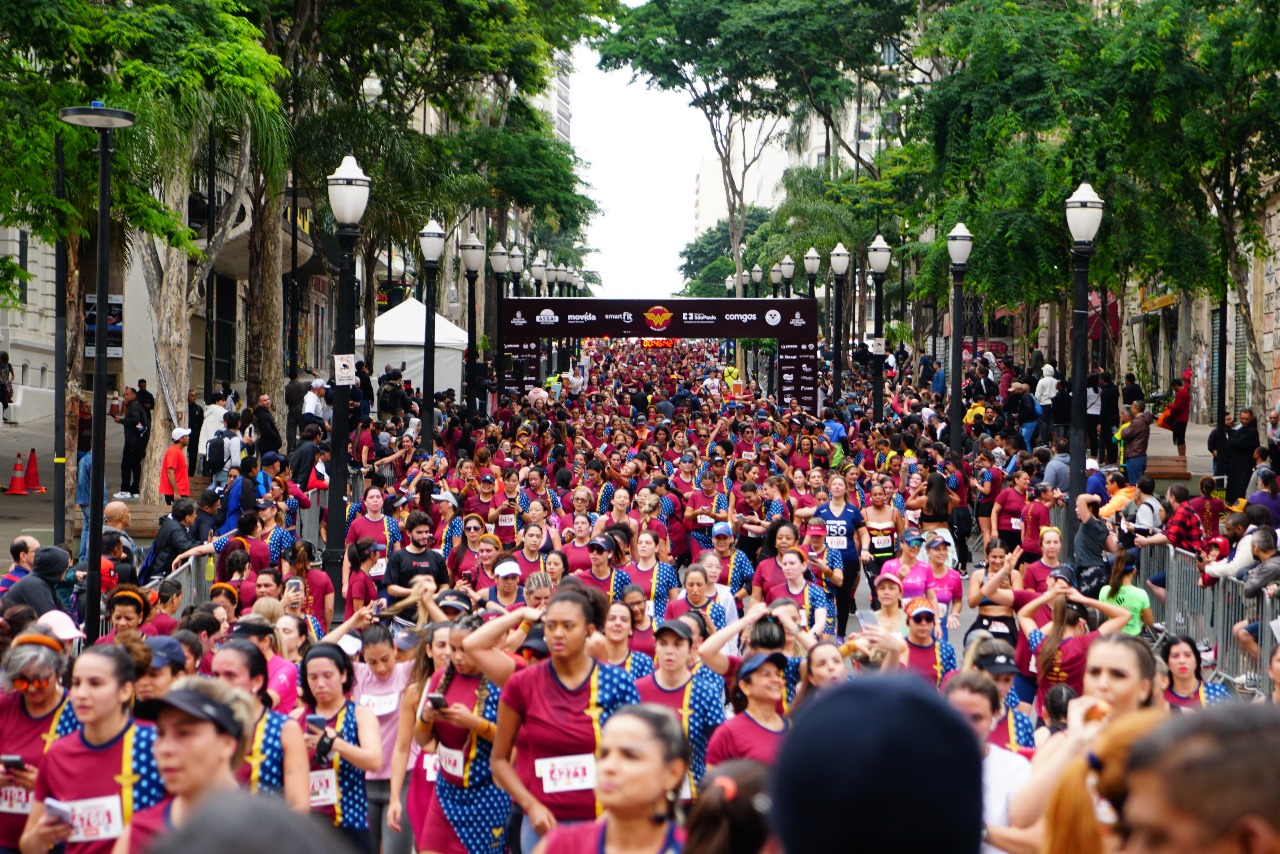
770,263,782,298
781,255,795,298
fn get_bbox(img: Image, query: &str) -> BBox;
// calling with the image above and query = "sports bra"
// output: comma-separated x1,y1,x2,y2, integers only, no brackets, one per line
919,511,950,525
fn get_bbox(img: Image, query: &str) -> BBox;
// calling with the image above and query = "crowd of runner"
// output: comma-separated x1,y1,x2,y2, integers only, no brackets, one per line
2,336,1280,854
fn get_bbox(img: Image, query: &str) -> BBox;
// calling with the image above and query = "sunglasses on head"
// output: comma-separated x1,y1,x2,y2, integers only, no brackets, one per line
12,675,52,692
910,613,935,624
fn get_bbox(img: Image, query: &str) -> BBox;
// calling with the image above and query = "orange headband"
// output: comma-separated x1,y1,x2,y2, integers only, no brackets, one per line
478,534,502,550
12,634,65,653
210,582,240,603
110,590,146,610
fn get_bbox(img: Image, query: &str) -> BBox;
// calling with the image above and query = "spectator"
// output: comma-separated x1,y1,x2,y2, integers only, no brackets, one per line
1098,472,1136,519
1119,400,1154,485
1098,372,1121,466
1224,407,1261,503
1208,412,1234,477
1168,377,1191,456
193,489,221,544
283,371,310,452
1121,372,1144,405
113,386,148,498
1,546,69,616
254,393,283,457
187,390,203,476
160,428,192,502
1,535,40,600
1248,470,1280,526
1042,437,1070,494
149,498,202,586
196,388,229,475
104,500,142,574
1245,444,1274,499
300,378,328,434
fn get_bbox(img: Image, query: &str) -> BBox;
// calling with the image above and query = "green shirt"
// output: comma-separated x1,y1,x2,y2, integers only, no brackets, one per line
1099,583,1150,635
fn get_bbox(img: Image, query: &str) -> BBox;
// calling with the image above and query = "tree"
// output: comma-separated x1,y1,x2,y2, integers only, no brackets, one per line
599,0,787,319
677,206,771,283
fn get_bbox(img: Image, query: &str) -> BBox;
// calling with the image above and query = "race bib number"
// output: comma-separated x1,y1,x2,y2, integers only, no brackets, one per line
872,535,892,550
310,769,337,807
359,692,398,717
485,523,495,535
498,513,516,529
437,745,465,778
0,785,29,815
423,753,439,782
696,515,714,526
742,452,756,462
535,754,596,794
826,536,848,550
369,558,387,580
65,795,124,842
1011,518,1023,531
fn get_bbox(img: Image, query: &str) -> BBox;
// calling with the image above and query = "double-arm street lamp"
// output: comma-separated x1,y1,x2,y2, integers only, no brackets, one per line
868,234,893,423
947,223,973,454
59,101,135,643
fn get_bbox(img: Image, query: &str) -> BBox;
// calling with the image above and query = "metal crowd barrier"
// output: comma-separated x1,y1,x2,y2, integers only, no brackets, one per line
1135,543,1170,625
1210,577,1265,696
1163,547,1205,644
297,489,321,546
93,556,212,638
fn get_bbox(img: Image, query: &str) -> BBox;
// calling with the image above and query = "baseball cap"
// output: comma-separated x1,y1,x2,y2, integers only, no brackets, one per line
261,452,284,467
975,653,1019,676
353,540,387,562
134,688,243,739
311,378,326,388
711,522,733,538
37,610,86,641
435,590,472,613
905,598,936,619
1085,458,1100,471
145,635,187,670
478,474,496,484
1048,565,1078,587
336,635,364,657
902,529,925,546
431,492,458,508
654,619,693,642
171,427,191,442
737,652,788,683
495,560,521,578
925,535,949,550
518,623,549,658
587,535,614,552
229,620,276,641
679,454,694,464
255,499,276,511
806,523,828,537
873,572,904,589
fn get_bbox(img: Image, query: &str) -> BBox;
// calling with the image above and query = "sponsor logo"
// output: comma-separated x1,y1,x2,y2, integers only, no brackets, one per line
536,309,559,325
604,312,635,323
682,311,716,323
790,312,806,327
511,311,528,326
802,363,812,372
765,309,781,326
644,306,674,331
723,313,758,322
783,373,794,381
567,312,597,322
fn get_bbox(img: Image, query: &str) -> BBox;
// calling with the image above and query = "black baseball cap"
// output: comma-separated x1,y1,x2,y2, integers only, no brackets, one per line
654,619,693,642
974,653,1019,676
134,688,243,740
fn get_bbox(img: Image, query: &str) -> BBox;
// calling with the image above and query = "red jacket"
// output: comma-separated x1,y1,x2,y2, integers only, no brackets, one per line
1169,386,1191,422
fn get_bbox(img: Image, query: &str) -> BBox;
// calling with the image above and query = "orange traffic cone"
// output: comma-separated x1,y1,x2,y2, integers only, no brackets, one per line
3,453,27,495
24,448,45,493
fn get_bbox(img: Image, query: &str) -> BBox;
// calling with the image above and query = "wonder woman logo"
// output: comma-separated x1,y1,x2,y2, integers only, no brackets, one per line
644,306,674,331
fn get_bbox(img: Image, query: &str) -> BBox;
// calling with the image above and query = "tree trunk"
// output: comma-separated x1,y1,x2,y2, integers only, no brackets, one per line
245,189,285,411
63,236,83,522
1222,215,1270,418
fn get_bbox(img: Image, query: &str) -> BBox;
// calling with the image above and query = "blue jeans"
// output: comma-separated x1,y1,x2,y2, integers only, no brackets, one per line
78,505,90,561
1125,454,1147,486
1021,421,1036,450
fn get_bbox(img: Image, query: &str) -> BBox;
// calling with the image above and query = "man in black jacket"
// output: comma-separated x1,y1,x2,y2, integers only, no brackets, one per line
148,497,200,584
1,546,69,616
254,393,283,457
1098,372,1121,465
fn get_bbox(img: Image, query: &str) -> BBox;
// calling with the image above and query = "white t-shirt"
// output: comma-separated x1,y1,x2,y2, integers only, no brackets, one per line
982,746,1032,854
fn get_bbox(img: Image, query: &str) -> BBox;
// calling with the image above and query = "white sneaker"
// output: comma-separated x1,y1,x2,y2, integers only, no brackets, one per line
113,491,132,499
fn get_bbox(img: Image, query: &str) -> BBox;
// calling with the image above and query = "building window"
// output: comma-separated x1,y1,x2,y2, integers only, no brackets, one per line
18,230,28,304
39,366,47,388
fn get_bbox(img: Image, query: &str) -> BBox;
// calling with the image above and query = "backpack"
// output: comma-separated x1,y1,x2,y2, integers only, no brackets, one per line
204,430,231,476
1032,396,1044,417
138,541,159,584
378,382,398,414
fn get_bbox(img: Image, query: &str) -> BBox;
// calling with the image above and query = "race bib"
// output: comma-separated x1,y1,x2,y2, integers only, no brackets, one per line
437,745,465,778
485,523,495,535
369,558,387,580
742,452,756,462
309,769,337,807
872,535,892,550
696,515,714,526
645,600,655,618
0,785,29,815
679,774,693,801
498,513,516,529
65,795,124,842
423,753,440,782
1011,518,1023,531
359,692,398,717
535,753,596,794
826,536,848,550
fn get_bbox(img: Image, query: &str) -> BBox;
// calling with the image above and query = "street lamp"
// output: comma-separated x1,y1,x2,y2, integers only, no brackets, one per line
770,263,782,299
803,247,820,298
829,244,849,396
947,222,973,454
417,219,445,454
725,275,734,295
781,255,795,298
868,234,892,422
1065,182,1104,520
530,254,546,297
323,154,370,583
490,243,509,403
59,101,135,644
460,231,485,418
751,264,763,298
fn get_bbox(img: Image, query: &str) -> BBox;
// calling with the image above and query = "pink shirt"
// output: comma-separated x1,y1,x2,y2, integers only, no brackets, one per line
266,654,298,715
882,557,934,600
930,568,964,606
353,660,414,780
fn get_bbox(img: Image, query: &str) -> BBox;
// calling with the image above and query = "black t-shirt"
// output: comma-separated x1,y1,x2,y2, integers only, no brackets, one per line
384,547,448,603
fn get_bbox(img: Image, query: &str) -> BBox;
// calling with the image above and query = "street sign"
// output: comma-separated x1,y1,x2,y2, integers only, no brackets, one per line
870,338,885,356
334,354,356,386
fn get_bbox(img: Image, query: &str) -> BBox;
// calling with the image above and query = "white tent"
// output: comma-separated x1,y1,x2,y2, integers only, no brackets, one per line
354,297,466,394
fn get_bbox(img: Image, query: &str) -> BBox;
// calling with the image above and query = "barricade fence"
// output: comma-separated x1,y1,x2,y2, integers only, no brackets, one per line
297,489,321,547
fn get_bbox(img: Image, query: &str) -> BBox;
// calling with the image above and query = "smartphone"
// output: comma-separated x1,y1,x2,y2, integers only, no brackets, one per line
0,755,25,771
427,693,448,711
285,578,304,594
305,714,327,732
372,599,387,616
44,798,73,826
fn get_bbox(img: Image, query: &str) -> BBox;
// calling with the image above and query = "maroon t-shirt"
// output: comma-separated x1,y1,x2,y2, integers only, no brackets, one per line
562,541,593,574
0,692,72,846
1030,629,1100,716
704,712,787,768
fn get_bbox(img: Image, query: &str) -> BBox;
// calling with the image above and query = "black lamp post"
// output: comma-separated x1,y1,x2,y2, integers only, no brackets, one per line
947,223,973,454
868,234,892,423
781,255,795,299
490,242,509,409
460,231,484,418
321,154,370,588
1065,182,1105,523
59,101,134,643
829,244,848,397
417,219,445,454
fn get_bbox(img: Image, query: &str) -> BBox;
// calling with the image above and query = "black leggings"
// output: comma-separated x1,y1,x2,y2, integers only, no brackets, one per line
834,556,860,636
866,557,890,611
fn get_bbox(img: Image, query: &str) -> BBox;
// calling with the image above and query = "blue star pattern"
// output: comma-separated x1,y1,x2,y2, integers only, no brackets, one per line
130,722,167,816
266,525,296,566
595,663,642,731
54,698,80,738
596,482,616,516
1012,710,1036,748
644,562,681,619
622,651,655,679
727,550,755,601
435,680,510,853
248,710,289,795
685,674,726,793
1203,682,1232,705
441,517,463,560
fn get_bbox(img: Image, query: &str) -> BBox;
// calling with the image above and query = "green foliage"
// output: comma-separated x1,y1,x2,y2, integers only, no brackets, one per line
677,207,771,282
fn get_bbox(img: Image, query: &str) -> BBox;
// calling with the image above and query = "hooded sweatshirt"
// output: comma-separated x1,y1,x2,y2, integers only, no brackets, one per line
0,546,68,616
1035,364,1058,406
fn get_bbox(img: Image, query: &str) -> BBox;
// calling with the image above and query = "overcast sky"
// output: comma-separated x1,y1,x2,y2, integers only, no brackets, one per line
571,44,711,300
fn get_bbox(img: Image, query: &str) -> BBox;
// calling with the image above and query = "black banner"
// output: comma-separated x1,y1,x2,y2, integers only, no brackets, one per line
503,298,818,341
502,340,540,397
776,341,820,415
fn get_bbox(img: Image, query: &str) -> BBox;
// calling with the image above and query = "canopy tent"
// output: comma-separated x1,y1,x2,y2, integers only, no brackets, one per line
354,297,465,394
